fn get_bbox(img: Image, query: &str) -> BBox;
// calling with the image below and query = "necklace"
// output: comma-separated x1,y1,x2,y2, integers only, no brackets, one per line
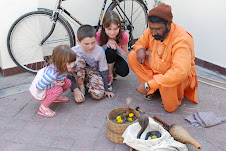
156,41,166,56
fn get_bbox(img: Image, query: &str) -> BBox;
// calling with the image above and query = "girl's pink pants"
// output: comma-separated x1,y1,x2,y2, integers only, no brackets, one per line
42,78,71,107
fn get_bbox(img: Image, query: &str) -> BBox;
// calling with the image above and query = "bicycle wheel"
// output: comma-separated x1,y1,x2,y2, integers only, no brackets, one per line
7,11,74,74
108,0,148,49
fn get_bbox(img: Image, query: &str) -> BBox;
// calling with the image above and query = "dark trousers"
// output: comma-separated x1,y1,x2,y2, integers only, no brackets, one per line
105,48,129,77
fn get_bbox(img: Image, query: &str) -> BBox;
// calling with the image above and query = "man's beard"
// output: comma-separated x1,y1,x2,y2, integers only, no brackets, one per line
153,26,169,42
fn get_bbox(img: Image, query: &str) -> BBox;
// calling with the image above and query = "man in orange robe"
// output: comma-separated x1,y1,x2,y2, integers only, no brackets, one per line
127,3,198,112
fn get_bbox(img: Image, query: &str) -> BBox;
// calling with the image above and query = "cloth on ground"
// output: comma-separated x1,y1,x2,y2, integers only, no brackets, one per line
185,112,226,128
122,117,188,151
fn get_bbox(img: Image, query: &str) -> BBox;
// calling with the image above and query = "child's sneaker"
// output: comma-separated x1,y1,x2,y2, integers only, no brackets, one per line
108,75,113,84
108,75,113,91
108,84,112,92
113,69,117,79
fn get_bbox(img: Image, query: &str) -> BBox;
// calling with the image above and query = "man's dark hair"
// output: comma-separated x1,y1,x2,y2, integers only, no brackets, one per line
77,25,96,41
148,16,168,26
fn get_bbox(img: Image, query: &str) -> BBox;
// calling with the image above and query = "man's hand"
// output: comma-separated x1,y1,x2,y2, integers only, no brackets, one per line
137,48,147,65
105,91,115,98
73,88,85,103
136,82,148,95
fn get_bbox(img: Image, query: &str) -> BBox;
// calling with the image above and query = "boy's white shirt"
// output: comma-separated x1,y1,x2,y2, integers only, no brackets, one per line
71,44,108,72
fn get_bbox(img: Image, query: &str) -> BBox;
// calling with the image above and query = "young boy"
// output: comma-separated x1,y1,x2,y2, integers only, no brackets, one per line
67,25,114,103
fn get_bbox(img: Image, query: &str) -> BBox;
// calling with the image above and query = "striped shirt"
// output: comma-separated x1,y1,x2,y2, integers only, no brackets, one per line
36,64,66,90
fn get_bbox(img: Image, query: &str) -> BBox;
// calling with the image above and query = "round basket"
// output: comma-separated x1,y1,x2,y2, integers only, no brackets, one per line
107,107,139,135
106,127,124,144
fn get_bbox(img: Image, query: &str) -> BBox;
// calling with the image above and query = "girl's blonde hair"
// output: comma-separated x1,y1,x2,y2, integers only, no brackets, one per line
49,45,76,74
100,11,123,45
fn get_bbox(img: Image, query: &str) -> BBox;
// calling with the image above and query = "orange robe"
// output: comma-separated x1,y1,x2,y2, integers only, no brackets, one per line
127,23,198,112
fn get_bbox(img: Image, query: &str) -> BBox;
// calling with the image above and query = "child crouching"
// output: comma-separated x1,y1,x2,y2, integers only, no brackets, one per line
30,45,76,117
67,25,114,103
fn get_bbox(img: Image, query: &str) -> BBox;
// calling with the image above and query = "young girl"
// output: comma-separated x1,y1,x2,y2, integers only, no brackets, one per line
29,45,76,117
96,10,130,91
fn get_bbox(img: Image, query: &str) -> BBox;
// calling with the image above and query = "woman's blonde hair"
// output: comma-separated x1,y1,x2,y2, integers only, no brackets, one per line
49,45,76,74
100,11,123,45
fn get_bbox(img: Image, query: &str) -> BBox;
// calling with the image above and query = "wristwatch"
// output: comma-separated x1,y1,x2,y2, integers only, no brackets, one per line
145,82,150,91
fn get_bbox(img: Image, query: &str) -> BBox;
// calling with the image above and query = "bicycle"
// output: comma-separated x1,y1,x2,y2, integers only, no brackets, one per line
7,0,161,73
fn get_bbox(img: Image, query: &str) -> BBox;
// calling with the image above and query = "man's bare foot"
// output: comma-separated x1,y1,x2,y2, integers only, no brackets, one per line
136,82,148,94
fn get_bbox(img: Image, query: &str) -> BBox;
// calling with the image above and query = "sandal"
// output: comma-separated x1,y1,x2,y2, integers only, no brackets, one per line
144,94,156,101
144,90,160,101
54,96,69,103
38,106,56,117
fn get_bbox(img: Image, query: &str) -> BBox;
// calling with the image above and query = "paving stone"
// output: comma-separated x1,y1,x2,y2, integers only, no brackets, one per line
22,120,46,132
206,140,226,151
199,100,218,110
181,107,200,116
164,114,184,125
30,134,55,147
70,138,96,151
115,143,131,151
146,102,165,113
26,145,48,151
0,97,10,106
182,97,200,108
93,127,117,151
59,128,79,138
0,66,226,150
0,105,22,118
13,130,38,144
0,117,11,129
0,128,19,141
40,123,64,136
76,126,101,140
94,140,117,151
0,140,10,151
215,88,226,101
4,142,27,151
0,83,31,98
50,137,75,150
48,148,69,151
205,127,226,142
5,119,28,130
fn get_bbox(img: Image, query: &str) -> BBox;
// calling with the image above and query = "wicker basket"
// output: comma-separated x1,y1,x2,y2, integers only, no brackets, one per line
106,127,124,144
106,107,139,144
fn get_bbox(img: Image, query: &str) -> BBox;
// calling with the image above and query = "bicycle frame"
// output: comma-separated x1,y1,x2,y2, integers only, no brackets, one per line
40,0,144,45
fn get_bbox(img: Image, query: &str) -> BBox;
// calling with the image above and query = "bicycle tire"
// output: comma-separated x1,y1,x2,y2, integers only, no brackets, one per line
108,0,148,50
7,10,74,74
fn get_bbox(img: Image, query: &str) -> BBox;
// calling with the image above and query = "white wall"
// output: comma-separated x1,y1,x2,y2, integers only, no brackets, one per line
0,0,38,69
38,0,112,39
164,0,226,67
0,0,226,70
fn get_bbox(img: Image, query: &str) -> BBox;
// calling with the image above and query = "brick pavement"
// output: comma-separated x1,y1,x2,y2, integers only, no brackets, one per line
0,66,225,151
